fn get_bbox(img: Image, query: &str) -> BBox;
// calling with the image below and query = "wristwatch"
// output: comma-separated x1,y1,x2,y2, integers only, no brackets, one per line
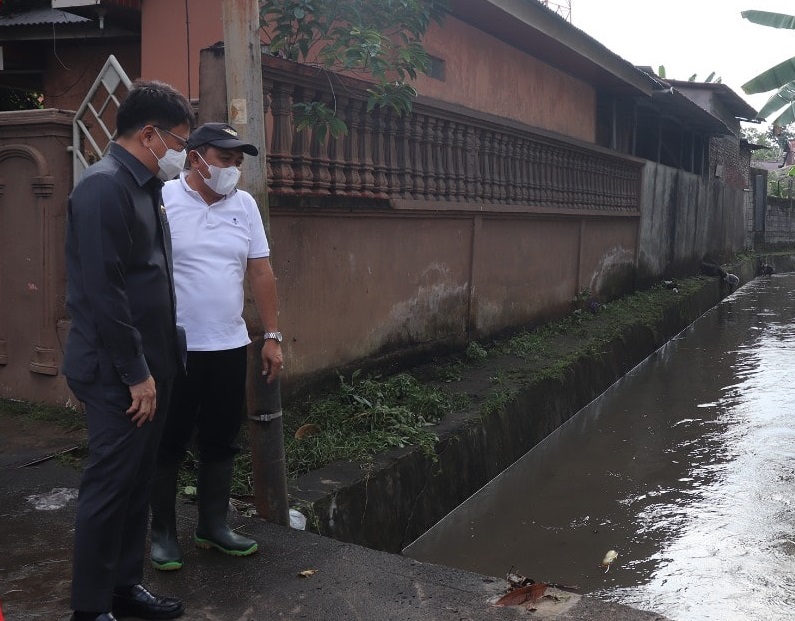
263,331,283,343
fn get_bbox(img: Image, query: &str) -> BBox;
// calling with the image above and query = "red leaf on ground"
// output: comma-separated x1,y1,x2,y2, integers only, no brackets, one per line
495,582,548,607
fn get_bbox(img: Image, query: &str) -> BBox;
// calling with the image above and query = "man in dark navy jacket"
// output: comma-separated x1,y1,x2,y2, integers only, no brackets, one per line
63,80,193,621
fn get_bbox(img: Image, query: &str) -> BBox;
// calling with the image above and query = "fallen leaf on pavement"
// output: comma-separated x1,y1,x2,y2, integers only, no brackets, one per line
495,582,548,607
298,569,318,578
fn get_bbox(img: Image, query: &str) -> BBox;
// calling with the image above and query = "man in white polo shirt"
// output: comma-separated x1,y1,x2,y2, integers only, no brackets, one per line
151,123,283,571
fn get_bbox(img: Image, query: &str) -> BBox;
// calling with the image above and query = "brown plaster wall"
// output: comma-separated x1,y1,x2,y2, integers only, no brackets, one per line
269,208,639,392
43,41,140,112
416,18,596,142
270,213,472,376
0,110,73,405
578,218,639,297
472,218,581,332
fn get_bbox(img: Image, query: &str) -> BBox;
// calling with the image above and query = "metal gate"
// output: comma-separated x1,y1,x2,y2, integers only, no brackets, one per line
70,54,132,184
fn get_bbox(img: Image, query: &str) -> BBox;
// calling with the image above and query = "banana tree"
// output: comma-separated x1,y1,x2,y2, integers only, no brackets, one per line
741,10,795,123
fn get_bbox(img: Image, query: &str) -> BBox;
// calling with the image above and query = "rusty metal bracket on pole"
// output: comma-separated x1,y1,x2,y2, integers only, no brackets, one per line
248,410,283,422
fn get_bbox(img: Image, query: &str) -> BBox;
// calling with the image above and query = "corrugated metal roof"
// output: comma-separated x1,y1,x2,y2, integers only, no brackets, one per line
667,80,760,122
649,88,733,136
0,7,92,27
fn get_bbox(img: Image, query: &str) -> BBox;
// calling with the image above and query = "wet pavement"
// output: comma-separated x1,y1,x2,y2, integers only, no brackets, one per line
405,274,795,621
0,416,673,620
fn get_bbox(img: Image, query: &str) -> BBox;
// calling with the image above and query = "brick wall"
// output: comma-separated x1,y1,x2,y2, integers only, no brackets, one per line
710,135,746,191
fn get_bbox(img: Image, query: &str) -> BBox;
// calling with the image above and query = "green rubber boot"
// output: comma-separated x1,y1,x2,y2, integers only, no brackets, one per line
149,462,184,571
194,459,258,556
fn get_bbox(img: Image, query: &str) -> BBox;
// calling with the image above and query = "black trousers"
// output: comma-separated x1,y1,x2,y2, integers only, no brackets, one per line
68,374,172,612
158,346,247,467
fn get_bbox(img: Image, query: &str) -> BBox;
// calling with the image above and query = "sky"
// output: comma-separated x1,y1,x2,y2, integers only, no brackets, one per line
568,0,795,129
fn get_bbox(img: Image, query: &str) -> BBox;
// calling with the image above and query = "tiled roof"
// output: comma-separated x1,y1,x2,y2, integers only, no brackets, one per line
0,7,92,27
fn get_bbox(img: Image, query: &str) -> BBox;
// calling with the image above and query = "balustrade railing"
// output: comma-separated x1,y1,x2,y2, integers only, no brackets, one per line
262,56,641,213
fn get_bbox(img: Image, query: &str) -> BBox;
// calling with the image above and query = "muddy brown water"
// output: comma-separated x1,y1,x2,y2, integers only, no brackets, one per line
404,274,795,621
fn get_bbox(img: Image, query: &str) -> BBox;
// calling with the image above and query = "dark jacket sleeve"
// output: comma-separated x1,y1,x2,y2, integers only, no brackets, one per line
69,172,151,385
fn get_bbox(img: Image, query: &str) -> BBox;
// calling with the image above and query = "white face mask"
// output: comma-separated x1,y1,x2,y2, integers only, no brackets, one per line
149,128,187,181
198,153,241,196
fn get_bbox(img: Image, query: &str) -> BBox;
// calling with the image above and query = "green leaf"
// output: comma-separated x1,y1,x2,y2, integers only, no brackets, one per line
741,10,795,30
260,0,447,114
771,99,795,126
328,117,348,138
353,394,373,408
743,57,795,94
757,81,795,119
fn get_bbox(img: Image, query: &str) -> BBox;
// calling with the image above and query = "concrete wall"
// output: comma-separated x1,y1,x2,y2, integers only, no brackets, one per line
762,198,795,247
270,208,639,396
744,187,755,250
637,161,745,282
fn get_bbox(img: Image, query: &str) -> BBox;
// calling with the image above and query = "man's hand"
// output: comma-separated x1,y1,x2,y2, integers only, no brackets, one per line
261,340,283,384
127,376,157,427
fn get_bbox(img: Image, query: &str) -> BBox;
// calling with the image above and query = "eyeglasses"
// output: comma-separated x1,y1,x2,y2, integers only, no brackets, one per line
154,126,189,152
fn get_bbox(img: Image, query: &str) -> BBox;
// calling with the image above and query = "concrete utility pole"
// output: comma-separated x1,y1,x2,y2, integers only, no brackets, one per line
221,0,269,224
221,0,289,527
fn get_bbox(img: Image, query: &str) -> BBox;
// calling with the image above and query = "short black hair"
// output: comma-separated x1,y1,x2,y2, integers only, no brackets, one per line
116,80,194,136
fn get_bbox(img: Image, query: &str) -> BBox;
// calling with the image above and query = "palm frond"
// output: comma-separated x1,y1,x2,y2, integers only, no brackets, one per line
757,81,795,119
741,10,795,30
742,57,795,94
773,101,795,126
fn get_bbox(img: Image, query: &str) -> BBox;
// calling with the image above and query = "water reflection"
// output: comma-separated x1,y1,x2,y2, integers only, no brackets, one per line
404,275,795,621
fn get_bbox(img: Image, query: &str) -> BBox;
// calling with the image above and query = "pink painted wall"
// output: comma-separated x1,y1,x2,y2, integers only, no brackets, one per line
417,18,596,143
141,0,223,100
140,5,595,142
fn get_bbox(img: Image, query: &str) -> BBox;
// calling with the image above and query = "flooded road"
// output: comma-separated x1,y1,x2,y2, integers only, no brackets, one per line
404,274,795,621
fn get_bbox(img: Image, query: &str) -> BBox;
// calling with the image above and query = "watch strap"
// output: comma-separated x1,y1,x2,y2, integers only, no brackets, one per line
263,331,283,343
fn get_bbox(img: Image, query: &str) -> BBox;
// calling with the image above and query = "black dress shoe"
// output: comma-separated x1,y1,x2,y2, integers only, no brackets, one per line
112,584,184,620
70,613,117,621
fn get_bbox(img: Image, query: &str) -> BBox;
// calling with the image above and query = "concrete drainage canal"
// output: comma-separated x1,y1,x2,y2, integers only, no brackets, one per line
404,272,795,621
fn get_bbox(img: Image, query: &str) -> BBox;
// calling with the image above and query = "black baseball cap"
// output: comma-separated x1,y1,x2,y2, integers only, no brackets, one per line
186,122,259,156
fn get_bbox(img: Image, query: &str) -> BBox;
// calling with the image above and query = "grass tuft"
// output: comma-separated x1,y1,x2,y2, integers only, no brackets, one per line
282,371,469,478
